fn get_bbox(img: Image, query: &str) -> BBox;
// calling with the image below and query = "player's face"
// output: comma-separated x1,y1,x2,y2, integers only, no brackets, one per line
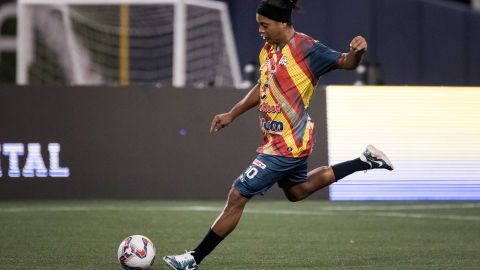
256,13,287,45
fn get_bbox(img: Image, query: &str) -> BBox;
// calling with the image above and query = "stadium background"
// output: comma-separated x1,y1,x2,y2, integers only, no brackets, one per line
1,0,479,86
0,1,479,270
225,0,480,86
0,0,479,201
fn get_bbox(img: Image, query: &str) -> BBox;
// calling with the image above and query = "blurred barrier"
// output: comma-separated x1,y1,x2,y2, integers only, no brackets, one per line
474,0,480,10
327,86,480,200
3,85,479,201
0,86,329,200
0,2,16,53
225,0,480,86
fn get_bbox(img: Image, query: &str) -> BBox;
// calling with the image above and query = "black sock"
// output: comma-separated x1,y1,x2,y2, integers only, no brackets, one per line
331,158,370,181
192,229,224,264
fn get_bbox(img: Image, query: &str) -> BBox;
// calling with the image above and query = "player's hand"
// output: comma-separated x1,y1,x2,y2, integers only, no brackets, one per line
349,36,367,55
210,113,233,134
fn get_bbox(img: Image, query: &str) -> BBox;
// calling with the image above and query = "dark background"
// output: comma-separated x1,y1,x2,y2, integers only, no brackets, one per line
0,86,329,200
223,0,480,86
1,0,479,86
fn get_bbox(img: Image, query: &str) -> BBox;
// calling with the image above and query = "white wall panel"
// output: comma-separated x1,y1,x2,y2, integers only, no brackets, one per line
327,86,480,200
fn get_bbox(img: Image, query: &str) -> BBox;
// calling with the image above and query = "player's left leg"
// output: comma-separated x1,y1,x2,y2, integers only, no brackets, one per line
281,166,335,202
282,144,394,202
211,185,250,237
164,154,284,270
163,186,249,270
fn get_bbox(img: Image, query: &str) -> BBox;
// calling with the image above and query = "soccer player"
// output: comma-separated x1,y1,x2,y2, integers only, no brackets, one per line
164,0,394,269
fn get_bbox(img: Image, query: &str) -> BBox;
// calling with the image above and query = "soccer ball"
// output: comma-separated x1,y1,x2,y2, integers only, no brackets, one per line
117,235,156,270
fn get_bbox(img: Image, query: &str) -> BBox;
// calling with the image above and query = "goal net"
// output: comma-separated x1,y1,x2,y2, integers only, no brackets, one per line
17,0,243,88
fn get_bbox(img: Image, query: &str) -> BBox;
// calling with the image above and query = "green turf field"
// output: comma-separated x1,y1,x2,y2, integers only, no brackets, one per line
0,200,479,269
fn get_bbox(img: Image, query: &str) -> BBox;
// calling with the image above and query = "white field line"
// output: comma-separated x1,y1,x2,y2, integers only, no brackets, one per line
320,203,480,211
367,212,480,221
0,203,479,221
0,205,223,213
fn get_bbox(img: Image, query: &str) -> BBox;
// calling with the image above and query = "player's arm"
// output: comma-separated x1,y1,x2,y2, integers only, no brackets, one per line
210,83,260,133
337,36,367,70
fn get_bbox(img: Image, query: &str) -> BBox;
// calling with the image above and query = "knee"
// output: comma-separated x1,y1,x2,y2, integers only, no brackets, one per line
226,187,249,209
285,192,304,202
286,195,299,202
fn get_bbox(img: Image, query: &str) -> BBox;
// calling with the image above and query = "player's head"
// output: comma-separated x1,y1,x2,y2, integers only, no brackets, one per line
256,0,299,45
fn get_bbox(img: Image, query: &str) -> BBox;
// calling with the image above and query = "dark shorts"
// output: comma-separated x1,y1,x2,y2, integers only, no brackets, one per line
234,154,308,198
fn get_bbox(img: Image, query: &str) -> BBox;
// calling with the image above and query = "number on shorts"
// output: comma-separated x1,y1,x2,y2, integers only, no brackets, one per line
245,166,258,179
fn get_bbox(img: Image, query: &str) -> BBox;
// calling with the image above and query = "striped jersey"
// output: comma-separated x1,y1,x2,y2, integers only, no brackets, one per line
257,32,341,157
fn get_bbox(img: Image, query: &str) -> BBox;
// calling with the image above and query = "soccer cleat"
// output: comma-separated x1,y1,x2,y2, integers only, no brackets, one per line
163,251,198,270
360,144,394,171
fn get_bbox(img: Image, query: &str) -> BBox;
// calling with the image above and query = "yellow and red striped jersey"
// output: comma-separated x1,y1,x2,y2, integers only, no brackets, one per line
257,32,341,157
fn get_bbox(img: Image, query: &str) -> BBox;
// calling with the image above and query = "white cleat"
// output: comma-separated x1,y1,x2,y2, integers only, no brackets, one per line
163,250,198,270
360,145,394,171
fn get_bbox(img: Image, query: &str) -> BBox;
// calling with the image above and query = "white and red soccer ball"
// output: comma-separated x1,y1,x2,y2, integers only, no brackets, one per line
117,235,156,269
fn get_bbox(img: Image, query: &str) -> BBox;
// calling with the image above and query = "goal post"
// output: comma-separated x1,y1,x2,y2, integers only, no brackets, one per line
17,0,243,88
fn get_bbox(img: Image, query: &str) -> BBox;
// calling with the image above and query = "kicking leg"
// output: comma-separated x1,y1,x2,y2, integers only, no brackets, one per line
282,145,394,202
281,166,336,202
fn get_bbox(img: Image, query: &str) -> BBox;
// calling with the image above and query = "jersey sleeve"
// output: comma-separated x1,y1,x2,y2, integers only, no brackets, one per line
306,42,341,78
